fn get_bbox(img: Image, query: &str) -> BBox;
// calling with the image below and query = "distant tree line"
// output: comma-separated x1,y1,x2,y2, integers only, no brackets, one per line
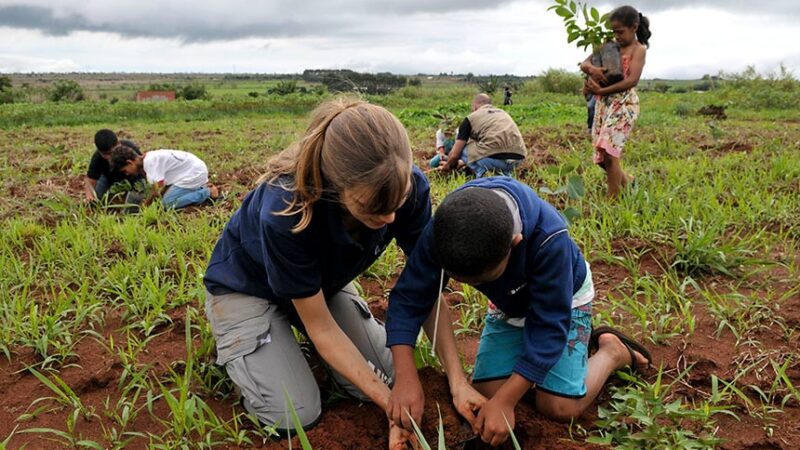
303,69,409,95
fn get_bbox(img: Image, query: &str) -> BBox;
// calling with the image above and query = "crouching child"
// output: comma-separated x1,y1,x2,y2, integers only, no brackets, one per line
110,146,219,209
385,177,651,446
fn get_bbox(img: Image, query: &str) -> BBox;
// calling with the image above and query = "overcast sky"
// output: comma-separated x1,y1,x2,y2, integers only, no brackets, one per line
0,0,798,79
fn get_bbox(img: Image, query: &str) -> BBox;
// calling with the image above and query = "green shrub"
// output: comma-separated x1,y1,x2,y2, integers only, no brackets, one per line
653,82,670,93
476,75,499,94
0,75,11,92
49,80,85,102
396,86,425,99
178,83,210,101
537,68,584,94
716,65,799,110
267,80,298,95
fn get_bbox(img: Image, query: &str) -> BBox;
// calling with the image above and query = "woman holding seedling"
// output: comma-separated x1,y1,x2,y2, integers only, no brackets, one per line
581,5,651,198
203,98,479,448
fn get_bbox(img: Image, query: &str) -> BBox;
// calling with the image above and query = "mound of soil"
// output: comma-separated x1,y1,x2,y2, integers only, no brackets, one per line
698,105,727,119
700,140,754,156
268,367,602,450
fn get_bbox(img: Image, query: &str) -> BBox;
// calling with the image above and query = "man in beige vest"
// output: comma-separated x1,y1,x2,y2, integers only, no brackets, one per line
440,93,527,177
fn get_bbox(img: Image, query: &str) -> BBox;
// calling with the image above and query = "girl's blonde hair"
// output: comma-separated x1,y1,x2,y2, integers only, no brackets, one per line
258,98,412,233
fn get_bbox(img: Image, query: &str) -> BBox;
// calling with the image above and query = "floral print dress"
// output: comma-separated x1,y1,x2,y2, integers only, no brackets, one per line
592,54,639,163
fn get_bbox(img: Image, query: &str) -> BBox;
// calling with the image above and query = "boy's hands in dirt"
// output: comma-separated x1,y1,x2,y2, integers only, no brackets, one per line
389,422,418,450
474,396,515,447
451,381,486,427
387,374,425,431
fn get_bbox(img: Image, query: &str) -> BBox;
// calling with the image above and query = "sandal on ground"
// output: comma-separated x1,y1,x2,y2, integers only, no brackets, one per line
589,326,652,372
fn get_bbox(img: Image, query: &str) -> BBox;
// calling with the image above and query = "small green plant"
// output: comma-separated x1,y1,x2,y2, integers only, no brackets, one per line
538,163,585,225
548,0,613,51
588,366,733,449
674,102,693,117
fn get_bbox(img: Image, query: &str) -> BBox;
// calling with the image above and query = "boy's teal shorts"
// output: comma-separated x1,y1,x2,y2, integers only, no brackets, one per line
472,276,594,398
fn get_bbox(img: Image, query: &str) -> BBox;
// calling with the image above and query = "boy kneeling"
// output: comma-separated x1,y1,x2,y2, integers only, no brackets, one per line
386,177,650,446
110,146,219,209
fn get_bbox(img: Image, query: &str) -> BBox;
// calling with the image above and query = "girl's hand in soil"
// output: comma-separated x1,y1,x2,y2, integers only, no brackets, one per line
388,376,425,431
474,396,515,447
388,345,425,431
451,381,486,427
389,421,418,450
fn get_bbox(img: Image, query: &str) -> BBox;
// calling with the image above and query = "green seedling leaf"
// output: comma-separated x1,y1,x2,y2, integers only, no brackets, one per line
556,7,572,18
563,207,581,225
567,175,585,199
503,412,522,450
283,386,314,450
406,409,432,450
437,405,445,450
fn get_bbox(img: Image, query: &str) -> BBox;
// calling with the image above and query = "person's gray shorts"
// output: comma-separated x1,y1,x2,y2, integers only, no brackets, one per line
205,283,394,431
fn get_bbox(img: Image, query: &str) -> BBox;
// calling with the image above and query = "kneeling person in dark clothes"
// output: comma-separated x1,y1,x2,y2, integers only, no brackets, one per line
83,129,145,205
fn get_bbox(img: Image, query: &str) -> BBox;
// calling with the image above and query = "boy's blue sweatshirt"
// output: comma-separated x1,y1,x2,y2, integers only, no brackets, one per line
386,177,587,385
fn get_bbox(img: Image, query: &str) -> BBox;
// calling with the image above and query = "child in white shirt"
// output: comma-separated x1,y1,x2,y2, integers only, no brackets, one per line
111,146,219,209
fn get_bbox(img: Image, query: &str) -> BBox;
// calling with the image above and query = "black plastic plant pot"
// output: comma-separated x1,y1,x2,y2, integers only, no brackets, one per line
591,42,624,86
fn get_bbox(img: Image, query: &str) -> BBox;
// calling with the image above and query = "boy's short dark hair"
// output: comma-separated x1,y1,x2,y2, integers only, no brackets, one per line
95,129,119,153
110,144,139,171
433,187,514,278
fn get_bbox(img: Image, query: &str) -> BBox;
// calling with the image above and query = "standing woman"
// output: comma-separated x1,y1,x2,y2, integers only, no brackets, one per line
203,98,439,445
581,5,651,198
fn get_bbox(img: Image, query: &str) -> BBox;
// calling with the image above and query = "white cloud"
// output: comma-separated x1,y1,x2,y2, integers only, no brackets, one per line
0,53,80,72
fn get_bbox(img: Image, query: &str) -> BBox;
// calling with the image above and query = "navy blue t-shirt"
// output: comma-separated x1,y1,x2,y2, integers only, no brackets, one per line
203,166,432,313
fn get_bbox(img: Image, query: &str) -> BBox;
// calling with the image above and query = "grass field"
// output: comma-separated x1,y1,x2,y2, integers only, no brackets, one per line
0,79,799,449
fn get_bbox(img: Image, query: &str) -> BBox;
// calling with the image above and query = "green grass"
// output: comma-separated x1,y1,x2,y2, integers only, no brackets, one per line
0,77,798,448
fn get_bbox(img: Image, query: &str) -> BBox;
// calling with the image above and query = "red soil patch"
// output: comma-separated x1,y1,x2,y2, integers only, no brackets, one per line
3,274,799,449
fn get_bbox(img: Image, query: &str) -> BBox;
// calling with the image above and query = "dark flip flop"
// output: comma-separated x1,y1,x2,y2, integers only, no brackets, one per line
589,326,652,372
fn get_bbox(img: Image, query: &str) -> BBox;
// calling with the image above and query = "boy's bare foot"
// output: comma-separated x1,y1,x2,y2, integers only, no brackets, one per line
590,326,651,372
209,184,220,199
599,333,650,370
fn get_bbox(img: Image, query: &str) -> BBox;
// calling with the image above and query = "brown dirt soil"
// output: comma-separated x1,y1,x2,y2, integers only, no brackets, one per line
3,292,798,447
263,367,604,450
700,139,754,155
